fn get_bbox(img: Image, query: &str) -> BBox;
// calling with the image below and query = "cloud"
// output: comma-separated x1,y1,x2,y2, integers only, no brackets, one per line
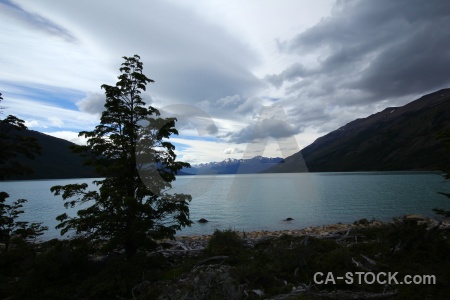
229,106,296,143
76,92,105,115
0,0,76,42
13,0,263,105
265,63,311,89
171,137,239,164
2,0,266,148
275,0,450,103
158,104,219,137
24,120,42,128
257,0,450,140
48,116,64,127
3,97,99,132
205,123,219,135
229,117,295,144
43,131,88,145
152,59,263,105
217,95,243,108
223,147,244,155
199,94,262,121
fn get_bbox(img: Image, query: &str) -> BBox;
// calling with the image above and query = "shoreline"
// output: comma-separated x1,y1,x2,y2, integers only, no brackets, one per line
173,214,448,243
175,221,357,242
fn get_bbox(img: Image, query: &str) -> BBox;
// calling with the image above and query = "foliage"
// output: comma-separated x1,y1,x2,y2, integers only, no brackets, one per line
2,237,167,300
353,218,370,226
207,228,244,256
0,93,41,180
0,93,46,253
0,192,47,253
2,219,449,299
51,55,192,257
228,220,450,299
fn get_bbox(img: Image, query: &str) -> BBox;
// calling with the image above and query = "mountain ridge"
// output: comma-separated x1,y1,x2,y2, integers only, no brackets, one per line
2,128,97,180
182,156,284,175
274,88,450,172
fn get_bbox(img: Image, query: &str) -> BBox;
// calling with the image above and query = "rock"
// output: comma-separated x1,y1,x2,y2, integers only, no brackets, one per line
404,214,426,221
284,217,294,221
198,218,208,223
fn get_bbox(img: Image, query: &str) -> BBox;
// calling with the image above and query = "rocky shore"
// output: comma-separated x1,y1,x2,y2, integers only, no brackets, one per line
142,214,450,299
158,214,449,257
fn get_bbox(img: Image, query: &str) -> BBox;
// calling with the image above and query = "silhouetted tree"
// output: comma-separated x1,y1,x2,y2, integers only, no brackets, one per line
0,93,46,252
434,130,450,218
51,55,192,257
0,93,40,180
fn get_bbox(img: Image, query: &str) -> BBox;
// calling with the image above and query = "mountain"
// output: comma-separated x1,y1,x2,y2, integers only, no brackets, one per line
271,88,450,172
3,128,97,180
182,156,284,175
3,126,283,179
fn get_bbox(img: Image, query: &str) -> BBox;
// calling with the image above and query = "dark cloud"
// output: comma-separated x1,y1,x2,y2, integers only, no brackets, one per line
258,0,450,141
273,0,450,103
229,106,296,143
265,63,311,88
205,123,219,135
151,59,262,104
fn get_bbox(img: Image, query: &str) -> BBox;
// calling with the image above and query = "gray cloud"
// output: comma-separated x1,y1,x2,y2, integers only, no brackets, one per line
206,123,219,135
76,92,105,115
197,94,265,126
158,104,219,137
13,0,266,142
0,0,76,42
223,147,244,154
34,0,264,105
229,106,296,144
151,59,262,104
265,63,311,89
274,0,450,103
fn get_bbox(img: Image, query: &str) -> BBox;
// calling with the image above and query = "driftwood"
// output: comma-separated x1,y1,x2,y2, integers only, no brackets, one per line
352,257,371,271
314,290,398,299
194,255,229,266
266,285,397,300
360,254,377,266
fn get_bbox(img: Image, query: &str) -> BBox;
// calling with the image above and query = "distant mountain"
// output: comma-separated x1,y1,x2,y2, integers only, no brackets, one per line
270,88,450,172
182,156,284,175
3,128,97,180
3,126,283,179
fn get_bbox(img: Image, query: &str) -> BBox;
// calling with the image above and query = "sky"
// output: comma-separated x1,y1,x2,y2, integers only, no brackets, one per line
1,0,450,164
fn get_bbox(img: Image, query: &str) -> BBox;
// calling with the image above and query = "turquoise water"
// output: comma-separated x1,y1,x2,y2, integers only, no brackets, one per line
1,172,449,240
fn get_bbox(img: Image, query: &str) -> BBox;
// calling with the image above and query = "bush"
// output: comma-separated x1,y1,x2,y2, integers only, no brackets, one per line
207,229,244,256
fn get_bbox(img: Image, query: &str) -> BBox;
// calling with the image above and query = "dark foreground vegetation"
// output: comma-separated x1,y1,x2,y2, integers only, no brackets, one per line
1,217,449,299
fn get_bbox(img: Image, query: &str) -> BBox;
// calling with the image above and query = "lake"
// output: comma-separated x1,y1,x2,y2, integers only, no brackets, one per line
1,172,450,240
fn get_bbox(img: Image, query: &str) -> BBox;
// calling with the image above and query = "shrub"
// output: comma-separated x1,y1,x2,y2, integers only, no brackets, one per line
207,229,244,256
